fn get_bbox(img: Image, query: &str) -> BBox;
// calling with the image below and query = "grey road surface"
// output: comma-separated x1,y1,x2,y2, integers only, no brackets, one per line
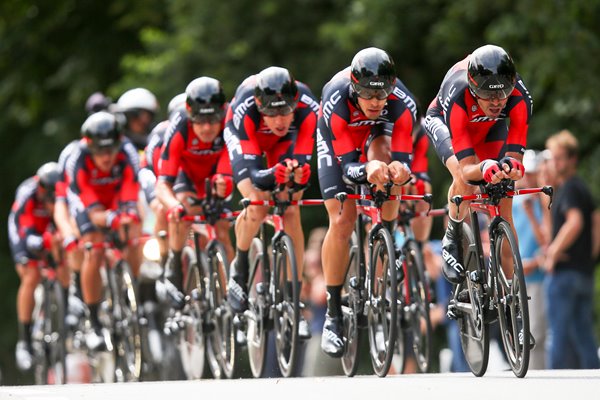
1,370,598,400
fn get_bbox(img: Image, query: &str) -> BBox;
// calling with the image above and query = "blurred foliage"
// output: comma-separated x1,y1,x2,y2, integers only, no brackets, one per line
1,0,600,383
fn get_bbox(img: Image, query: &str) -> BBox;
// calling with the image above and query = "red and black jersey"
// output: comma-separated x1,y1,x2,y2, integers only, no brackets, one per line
318,67,417,166
8,177,52,241
224,75,318,167
142,120,168,174
411,121,430,180
67,141,139,211
55,139,79,202
158,111,231,198
427,56,533,161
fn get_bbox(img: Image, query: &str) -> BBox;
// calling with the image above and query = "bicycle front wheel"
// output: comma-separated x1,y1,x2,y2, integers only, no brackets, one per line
247,237,268,378
179,247,206,380
272,234,300,377
111,260,142,382
403,239,432,373
457,223,490,377
367,227,397,377
493,220,530,378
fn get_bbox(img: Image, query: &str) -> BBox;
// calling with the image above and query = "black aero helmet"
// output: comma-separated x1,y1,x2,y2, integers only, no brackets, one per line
254,67,299,116
185,77,226,123
36,162,61,196
81,111,122,153
467,45,517,100
350,47,396,100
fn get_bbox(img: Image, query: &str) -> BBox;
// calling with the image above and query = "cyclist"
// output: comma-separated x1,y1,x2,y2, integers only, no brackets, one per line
423,44,533,284
67,111,143,350
85,92,111,115
115,87,160,151
139,93,187,264
8,162,68,370
156,77,234,309
316,47,417,357
224,66,317,338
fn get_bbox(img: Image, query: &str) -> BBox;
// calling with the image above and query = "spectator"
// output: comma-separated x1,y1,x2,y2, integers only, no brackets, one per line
513,149,547,369
543,129,600,369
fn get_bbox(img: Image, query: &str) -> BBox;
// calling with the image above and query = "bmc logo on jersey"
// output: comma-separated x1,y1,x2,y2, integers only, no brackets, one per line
488,84,504,89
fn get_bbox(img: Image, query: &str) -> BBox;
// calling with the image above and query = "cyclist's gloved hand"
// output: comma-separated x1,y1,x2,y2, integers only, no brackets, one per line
293,163,311,186
211,174,234,199
481,159,502,183
273,160,292,184
499,156,525,179
63,235,78,252
166,203,186,222
26,231,52,252
106,210,121,230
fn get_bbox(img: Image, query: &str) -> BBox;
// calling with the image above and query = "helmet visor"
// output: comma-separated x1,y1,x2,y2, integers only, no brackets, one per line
353,85,394,100
258,104,296,117
189,107,225,124
471,86,514,101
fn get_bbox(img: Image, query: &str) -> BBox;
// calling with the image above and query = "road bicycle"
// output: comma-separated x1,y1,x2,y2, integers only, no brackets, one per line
448,180,552,378
240,187,323,378
177,192,239,380
84,226,143,382
30,254,67,384
336,183,431,377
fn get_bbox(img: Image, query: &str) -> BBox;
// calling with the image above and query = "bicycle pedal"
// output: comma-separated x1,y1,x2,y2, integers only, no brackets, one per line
256,282,267,295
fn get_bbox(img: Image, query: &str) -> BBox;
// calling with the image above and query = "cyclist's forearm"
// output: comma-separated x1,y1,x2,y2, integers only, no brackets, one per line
250,168,276,191
156,179,180,210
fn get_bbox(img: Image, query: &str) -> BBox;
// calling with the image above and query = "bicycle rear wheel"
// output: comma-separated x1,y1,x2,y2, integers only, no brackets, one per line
457,223,490,377
494,220,530,378
179,247,206,379
403,239,432,373
247,237,269,378
367,227,397,377
111,260,142,382
272,234,300,377
342,231,362,377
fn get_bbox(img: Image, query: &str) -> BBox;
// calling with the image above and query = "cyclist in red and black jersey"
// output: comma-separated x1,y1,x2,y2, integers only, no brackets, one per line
68,111,143,350
156,77,234,309
8,162,67,370
223,66,317,333
316,47,417,356
423,44,533,284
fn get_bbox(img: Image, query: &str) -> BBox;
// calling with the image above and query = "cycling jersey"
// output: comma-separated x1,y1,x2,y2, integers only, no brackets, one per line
316,67,417,199
67,140,140,234
158,111,231,198
424,56,533,164
55,140,80,202
411,121,431,183
224,75,318,190
139,120,168,203
8,177,53,264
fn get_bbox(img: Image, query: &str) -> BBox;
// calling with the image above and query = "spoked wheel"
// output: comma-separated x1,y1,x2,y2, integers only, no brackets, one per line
111,260,142,382
494,220,530,378
247,237,269,378
457,223,490,377
367,227,397,377
342,231,362,377
272,234,300,377
32,281,67,384
179,248,206,380
205,242,233,379
404,240,432,373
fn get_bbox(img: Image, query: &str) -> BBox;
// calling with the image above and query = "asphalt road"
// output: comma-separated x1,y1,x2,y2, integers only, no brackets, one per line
1,369,599,400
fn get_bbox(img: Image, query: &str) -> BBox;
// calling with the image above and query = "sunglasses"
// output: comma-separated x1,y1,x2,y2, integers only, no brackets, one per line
90,145,120,156
259,105,296,117
354,85,394,100
472,87,514,101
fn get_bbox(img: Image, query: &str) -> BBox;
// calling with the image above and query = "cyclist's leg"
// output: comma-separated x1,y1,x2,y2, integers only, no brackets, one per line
15,260,41,369
215,219,234,264
150,198,168,262
122,219,143,277
411,179,433,242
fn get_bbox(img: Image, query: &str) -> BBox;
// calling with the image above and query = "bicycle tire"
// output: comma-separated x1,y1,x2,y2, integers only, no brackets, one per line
179,247,206,380
205,241,235,379
457,223,490,377
342,231,362,377
247,237,269,378
111,260,142,382
33,280,67,384
404,239,432,373
367,226,397,377
272,234,300,377
493,220,530,378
